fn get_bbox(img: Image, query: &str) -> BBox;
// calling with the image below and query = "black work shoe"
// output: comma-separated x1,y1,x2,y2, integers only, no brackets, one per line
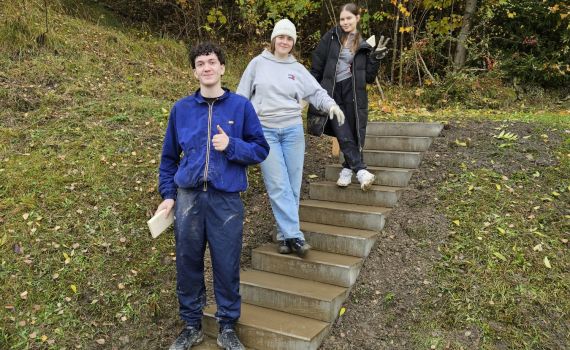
217,327,245,350
277,240,292,254
169,326,204,350
287,238,311,258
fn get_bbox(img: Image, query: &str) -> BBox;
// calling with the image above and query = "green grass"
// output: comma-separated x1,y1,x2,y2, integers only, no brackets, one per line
0,1,210,347
1,1,569,349
413,137,569,349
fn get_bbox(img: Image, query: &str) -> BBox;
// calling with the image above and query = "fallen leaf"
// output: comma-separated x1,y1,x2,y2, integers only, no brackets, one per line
23,213,30,220
95,338,105,345
41,335,48,342
452,220,460,226
339,307,346,316
533,244,543,252
70,284,77,293
20,291,28,300
544,256,551,268
454,139,467,147
307,174,318,179
493,252,507,261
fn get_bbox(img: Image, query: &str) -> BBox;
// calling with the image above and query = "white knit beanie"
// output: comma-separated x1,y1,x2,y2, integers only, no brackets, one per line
271,19,297,44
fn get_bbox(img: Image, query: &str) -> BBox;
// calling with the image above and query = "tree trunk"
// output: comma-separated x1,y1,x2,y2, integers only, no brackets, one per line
453,0,478,69
390,0,400,83
193,0,203,40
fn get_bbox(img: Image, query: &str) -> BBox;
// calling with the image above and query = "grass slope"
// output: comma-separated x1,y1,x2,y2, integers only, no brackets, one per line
0,1,240,348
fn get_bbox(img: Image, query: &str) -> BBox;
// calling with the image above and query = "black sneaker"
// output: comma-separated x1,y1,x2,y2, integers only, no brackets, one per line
217,327,245,350
169,326,204,350
287,238,311,258
277,240,292,254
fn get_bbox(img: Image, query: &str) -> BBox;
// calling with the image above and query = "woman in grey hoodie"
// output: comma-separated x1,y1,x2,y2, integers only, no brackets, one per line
237,19,345,257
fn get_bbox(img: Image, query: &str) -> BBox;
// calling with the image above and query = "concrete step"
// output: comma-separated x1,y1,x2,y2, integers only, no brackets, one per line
325,164,414,187
364,135,433,152
366,122,444,137
301,221,377,257
299,199,389,232
193,336,250,349
252,243,362,287
309,182,402,207
341,150,422,169
240,270,347,322
203,303,329,350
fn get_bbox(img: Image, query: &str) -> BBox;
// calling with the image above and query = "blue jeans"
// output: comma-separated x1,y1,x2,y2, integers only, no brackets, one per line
260,124,305,241
174,187,243,328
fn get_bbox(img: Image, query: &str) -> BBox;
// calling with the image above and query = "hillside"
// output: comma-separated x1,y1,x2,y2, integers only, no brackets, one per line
0,2,268,347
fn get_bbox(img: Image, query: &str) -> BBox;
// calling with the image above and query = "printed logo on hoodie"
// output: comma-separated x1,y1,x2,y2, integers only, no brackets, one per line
288,73,296,80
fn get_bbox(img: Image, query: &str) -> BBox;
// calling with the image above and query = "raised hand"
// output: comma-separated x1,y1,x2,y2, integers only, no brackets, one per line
212,125,230,151
373,35,391,60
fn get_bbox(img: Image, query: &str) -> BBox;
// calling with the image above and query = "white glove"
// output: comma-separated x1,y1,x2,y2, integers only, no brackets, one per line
329,105,345,126
372,35,391,60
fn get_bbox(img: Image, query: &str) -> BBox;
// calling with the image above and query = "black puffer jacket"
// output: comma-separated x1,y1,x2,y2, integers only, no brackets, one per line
309,26,381,146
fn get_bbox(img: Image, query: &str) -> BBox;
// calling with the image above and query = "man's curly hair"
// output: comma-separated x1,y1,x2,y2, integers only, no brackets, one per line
189,42,226,69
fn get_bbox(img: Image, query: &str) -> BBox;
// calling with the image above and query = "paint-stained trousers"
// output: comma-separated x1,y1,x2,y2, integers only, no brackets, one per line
174,187,244,328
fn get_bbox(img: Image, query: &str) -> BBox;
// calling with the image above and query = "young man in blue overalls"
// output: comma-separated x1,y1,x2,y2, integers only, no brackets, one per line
155,42,269,350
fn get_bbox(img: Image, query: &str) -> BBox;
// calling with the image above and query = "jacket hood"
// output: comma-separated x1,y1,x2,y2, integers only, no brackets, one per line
332,26,373,52
261,49,297,64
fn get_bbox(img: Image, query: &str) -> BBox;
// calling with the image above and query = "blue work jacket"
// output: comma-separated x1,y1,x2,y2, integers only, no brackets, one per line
159,89,269,199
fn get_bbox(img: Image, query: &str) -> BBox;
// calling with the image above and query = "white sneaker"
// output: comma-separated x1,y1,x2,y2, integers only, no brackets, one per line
336,168,353,187
356,169,376,191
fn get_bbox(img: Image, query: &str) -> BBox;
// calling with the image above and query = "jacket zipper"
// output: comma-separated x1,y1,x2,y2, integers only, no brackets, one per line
331,29,342,98
325,31,342,135
352,70,361,151
203,100,215,191
335,29,363,151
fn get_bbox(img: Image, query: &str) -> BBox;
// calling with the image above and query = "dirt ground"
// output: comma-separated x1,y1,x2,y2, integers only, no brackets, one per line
317,120,564,350
161,119,564,349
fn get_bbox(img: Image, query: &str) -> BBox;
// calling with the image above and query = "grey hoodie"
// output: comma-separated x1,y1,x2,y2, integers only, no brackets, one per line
237,49,336,129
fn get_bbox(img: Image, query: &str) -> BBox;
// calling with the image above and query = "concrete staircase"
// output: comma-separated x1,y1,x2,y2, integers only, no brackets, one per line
196,122,443,349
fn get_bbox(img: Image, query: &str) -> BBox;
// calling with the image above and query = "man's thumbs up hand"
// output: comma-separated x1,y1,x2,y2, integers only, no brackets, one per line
212,124,229,151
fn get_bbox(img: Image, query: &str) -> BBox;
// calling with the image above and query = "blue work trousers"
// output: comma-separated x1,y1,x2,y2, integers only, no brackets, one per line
174,187,243,328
